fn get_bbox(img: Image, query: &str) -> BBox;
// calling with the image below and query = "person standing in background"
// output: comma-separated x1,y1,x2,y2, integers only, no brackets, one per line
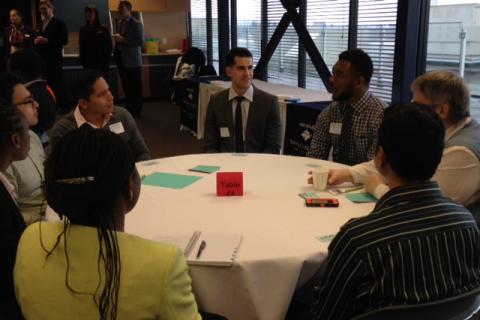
4,9,34,61
34,0,68,114
79,5,113,80
113,1,144,118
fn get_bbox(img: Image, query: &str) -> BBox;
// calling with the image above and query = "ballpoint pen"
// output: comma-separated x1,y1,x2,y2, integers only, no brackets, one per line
196,240,207,259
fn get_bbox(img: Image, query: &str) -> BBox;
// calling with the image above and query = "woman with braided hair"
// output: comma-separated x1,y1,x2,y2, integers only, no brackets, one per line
14,125,201,319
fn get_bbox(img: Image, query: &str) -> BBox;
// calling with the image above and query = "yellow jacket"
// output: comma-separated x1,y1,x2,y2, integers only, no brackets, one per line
14,221,202,320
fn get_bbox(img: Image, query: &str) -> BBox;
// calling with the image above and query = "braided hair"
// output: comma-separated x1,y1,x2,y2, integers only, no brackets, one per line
43,125,136,319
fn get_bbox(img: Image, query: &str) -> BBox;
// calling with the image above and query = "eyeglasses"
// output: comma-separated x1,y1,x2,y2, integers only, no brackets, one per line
13,95,36,108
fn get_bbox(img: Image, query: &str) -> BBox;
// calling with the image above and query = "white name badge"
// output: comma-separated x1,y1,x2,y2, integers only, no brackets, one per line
109,122,125,135
220,127,230,138
329,122,342,135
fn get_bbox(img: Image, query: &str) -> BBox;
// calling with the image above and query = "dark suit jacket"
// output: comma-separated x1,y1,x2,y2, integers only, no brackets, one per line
204,87,281,154
35,17,68,67
0,182,25,319
114,17,143,68
79,25,112,71
4,24,34,60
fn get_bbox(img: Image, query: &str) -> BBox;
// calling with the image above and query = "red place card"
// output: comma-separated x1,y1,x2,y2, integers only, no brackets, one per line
216,172,243,196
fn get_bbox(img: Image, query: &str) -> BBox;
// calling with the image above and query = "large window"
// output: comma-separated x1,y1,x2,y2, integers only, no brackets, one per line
357,0,398,101
267,1,299,86
190,0,401,102
305,0,350,92
237,0,262,67
426,0,480,121
191,0,208,57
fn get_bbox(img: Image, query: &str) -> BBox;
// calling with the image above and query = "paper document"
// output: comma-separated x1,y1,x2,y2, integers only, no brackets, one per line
154,231,242,267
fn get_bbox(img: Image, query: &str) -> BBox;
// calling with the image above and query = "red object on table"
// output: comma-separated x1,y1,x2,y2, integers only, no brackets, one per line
216,172,243,196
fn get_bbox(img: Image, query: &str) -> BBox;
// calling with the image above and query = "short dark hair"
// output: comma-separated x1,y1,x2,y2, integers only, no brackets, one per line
8,49,46,81
0,103,25,146
0,72,22,103
72,69,103,101
84,5,103,29
378,103,445,181
338,48,373,85
225,47,253,67
10,9,23,17
119,1,132,11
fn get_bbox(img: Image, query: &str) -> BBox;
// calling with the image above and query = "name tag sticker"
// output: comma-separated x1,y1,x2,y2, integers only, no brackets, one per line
220,127,230,138
109,122,125,134
329,122,342,135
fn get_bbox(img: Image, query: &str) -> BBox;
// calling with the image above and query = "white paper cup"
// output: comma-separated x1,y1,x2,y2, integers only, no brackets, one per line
312,167,329,191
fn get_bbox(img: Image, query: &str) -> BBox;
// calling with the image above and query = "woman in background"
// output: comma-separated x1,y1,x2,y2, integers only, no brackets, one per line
14,126,201,319
0,105,29,319
79,5,112,79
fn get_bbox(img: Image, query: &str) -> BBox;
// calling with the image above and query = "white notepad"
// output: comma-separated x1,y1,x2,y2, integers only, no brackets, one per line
154,231,242,267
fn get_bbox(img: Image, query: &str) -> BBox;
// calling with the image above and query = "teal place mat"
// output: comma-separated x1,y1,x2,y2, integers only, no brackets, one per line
189,165,221,174
142,172,202,189
346,193,377,203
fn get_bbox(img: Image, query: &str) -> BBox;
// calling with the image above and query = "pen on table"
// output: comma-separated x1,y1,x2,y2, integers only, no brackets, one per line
196,240,206,259
344,185,364,193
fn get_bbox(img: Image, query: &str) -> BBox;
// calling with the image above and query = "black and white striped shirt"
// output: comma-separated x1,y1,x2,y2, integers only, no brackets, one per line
312,181,480,320
307,91,385,165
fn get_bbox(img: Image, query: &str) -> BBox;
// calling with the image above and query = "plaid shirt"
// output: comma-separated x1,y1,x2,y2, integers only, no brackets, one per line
307,91,385,165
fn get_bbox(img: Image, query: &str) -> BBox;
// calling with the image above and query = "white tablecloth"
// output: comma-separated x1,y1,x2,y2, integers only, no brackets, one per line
196,79,331,144
126,154,375,320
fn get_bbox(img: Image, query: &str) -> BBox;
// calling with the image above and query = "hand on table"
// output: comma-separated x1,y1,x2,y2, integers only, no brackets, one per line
307,168,353,185
365,174,385,195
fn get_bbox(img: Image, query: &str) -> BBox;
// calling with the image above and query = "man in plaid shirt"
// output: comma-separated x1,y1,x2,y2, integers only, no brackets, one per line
307,49,385,165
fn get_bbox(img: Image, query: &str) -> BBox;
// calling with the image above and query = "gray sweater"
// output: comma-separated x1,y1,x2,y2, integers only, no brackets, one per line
49,106,151,161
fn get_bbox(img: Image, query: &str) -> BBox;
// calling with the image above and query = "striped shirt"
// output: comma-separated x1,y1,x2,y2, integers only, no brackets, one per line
307,91,385,165
312,181,480,320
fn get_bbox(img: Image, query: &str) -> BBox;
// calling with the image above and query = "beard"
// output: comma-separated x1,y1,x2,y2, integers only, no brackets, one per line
332,82,355,102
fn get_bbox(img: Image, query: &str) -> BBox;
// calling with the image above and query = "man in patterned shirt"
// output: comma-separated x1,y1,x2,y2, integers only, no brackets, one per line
311,103,480,319
307,49,385,165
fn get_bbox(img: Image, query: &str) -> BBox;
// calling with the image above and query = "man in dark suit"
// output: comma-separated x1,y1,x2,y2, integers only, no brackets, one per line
4,9,34,61
34,0,68,113
113,1,144,118
204,47,281,154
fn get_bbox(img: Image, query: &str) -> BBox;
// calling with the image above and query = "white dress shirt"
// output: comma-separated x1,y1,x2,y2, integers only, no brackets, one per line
229,85,254,142
73,106,111,129
349,117,480,206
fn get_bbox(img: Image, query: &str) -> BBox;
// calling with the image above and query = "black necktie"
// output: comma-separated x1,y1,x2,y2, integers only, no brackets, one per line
235,96,244,152
337,104,354,165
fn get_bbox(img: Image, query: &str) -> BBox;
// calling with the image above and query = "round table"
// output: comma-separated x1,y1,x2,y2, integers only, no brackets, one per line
126,153,375,320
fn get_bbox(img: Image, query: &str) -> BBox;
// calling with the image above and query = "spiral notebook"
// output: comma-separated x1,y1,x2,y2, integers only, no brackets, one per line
155,231,242,267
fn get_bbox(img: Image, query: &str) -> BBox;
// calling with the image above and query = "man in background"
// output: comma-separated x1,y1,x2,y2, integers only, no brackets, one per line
307,49,385,165
4,9,34,61
204,47,281,154
34,0,68,113
113,0,144,118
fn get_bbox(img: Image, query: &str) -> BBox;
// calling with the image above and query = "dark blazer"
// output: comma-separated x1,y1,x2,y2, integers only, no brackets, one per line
4,24,34,60
204,87,281,154
0,182,26,319
114,17,143,68
35,17,68,66
79,25,112,71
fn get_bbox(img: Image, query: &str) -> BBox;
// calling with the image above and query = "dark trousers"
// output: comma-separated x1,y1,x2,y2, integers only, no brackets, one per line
117,63,142,117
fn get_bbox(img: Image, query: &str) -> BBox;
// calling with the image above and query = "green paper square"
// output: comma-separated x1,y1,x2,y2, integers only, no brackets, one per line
346,193,377,203
189,165,221,174
142,172,202,189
